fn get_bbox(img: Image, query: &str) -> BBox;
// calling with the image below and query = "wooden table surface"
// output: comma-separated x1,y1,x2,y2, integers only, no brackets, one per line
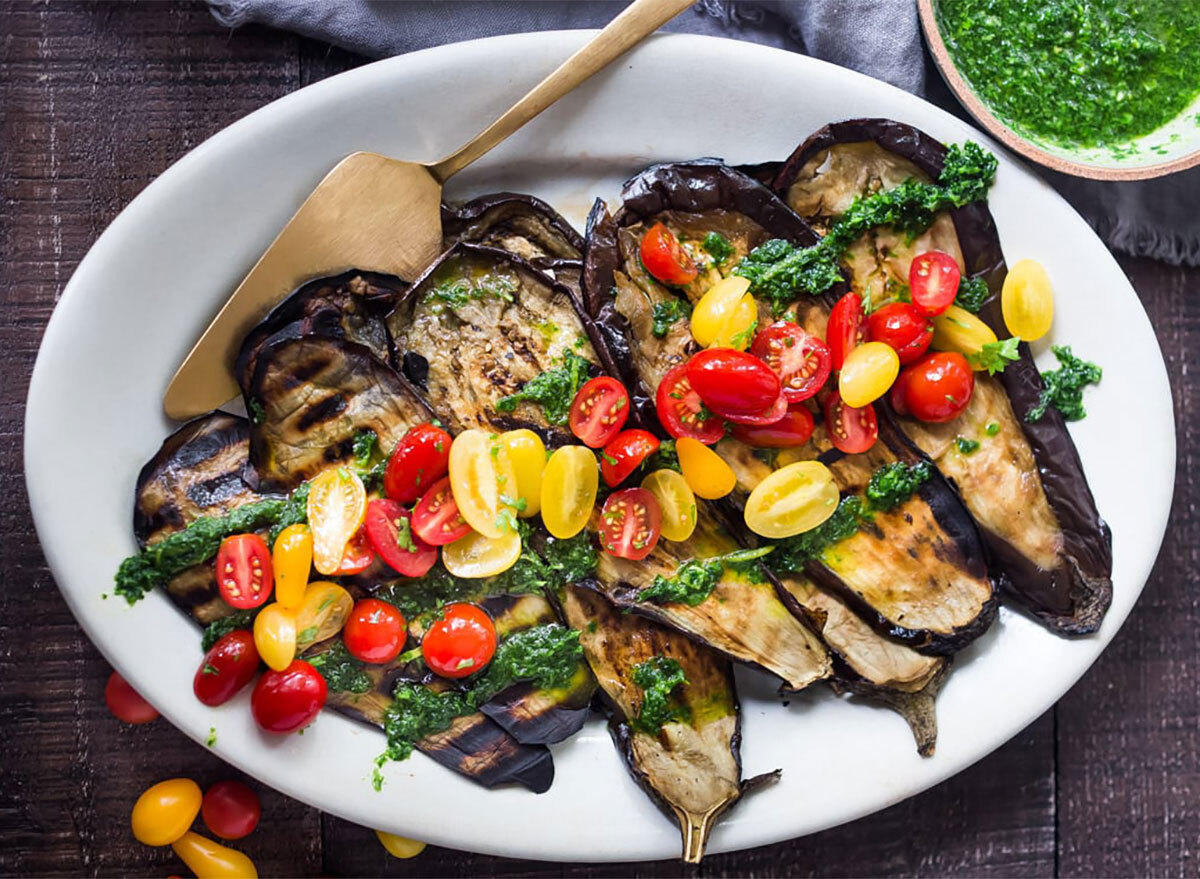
2,3,1196,876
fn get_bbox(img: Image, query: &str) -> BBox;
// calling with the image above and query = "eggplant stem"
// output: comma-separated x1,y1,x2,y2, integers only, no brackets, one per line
675,804,721,864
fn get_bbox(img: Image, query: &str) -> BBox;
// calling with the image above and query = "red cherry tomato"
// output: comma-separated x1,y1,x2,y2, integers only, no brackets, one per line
201,781,260,841
411,476,472,546
333,528,375,575
193,630,260,707
827,292,867,370
363,499,437,578
686,349,781,418
250,660,326,734
343,598,408,664
639,222,697,286
719,390,787,425
104,670,159,724
599,487,663,561
909,251,961,317
890,366,913,416
568,376,630,448
731,405,815,448
383,422,452,503
867,302,934,365
897,352,975,422
215,534,273,610
655,362,725,445
824,390,879,454
421,603,497,679
750,321,832,402
599,429,660,487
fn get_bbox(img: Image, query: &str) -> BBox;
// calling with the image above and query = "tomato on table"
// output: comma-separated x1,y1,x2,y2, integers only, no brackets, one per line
827,292,867,370
333,528,376,575
686,348,781,419
655,362,725,444
896,352,975,422
909,251,961,316
730,404,814,448
640,222,698,286
867,302,933,365
599,429,660,487
568,376,629,448
130,778,202,846
201,780,260,841
364,499,437,578
411,476,472,546
343,598,407,664
599,488,663,561
105,670,159,724
421,603,497,679
823,390,879,454
215,533,273,609
383,422,452,503
375,830,426,859
171,831,258,879
250,660,326,734
194,630,260,707
750,321,832,402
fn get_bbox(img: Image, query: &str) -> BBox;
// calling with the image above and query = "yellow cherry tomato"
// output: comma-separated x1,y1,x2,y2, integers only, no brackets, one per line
541,446,599,539
497,429,546,518
690,276,756,349
641,468,697,542
931,304,998,366
306,468,367,575
676,437,736,500
448,429,519,538
294,581,353,649
838,341,900,408
253,603,297,672
171,831,258,879
130,778,202,846
1002,258,1054,341
375,830,427,859
744,460,839,539
442,529,522,578
271,524,311,610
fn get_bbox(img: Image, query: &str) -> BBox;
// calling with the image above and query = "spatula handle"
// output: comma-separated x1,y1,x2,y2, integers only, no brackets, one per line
429,0,695,183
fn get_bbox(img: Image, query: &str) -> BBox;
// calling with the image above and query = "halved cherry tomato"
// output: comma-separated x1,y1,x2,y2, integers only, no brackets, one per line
867,302,933,365
194,630,259,707
442,529,522,579
215,534,272,610
690,276,756,349
411,476,471,546
201,780,260,841
294,582,353,649
897,352,975,423
687,348,781,418
720,389,787,425
731,404,814,448
655,362,725,444
131,778,202,846
676,437,736,499
890,366,913,416
105,670,158,724
931,304,997,362
1002,259,1054,341
839,341,900,408
333,528,375,576
448,429,519,539
568,376,629,448
253,603,296,672
640,222,697,286
171,831,258,879
271,524,311,610
599,488,662,560
421,603,497,679
383,422,452,503
364,499,437,578
540,446,598,539
600,429,660,487
640,469,697,542
250,660,326,734
307,468,367,576
909,251,961,316
823,390,879,454
750,321,832,402
827,292,867,370
744,460,840,539
343,598,407,664
375,830,426,859
498,429,546,517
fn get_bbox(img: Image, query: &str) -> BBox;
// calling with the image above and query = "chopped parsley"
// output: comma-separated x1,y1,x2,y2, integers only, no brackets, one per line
631,656,690,735
495,350,592,425
247,399,266,425
423,272,518,312
200,609,258,651
954,275,991,313
865,461,934,512
969,337,1021,374
309,641,372,694
650,298,692,338
985,421,1001,436
701,232,735,266
1027,345,1102,422
638,547,773,607
206,727,217,747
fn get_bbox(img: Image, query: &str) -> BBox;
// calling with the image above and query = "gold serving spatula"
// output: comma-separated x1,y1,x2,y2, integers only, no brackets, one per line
164,0,693,420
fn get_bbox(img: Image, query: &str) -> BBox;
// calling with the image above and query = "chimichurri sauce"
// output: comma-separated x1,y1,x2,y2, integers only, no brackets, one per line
937,0,1200,149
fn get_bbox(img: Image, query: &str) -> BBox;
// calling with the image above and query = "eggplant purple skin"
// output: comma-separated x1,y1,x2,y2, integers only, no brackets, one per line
773,118,1112,635
442,191,585,263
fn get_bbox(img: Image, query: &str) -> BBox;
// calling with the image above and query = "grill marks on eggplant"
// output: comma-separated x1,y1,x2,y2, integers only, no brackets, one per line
773,120,1111,635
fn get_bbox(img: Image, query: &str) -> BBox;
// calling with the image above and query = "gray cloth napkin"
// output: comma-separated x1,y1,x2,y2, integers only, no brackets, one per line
208,0,1199,266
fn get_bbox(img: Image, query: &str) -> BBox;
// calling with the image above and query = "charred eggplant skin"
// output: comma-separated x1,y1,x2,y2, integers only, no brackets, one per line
774,119,1112,635
442,192,584,264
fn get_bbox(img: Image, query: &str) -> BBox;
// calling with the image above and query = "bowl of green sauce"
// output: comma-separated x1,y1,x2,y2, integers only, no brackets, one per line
919,0,1200,180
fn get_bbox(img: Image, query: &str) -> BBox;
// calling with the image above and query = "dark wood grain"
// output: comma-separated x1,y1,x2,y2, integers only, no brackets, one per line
0,2,1191,876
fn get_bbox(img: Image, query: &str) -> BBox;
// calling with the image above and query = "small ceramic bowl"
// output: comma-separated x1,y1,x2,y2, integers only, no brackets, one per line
918,0,1200,180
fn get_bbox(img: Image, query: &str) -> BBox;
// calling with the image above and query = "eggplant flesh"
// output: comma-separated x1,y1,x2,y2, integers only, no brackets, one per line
559,584,750,864
773,120,1111,635
442,192,584,266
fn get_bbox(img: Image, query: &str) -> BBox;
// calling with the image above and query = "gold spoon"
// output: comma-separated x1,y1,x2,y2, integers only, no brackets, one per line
164,0,693,420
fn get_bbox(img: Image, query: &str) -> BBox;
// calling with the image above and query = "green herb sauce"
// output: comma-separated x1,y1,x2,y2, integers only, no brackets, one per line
309,641,372,694
769,496,873,572
650,298,692,338
631,656,691,734
954,275,990,313
423,272,519,312
638,547,773,607
1027,345,1103,422
864,461,934,512
200,609,258,651
956,437,982,455
701,232,735,266
495,350,592,425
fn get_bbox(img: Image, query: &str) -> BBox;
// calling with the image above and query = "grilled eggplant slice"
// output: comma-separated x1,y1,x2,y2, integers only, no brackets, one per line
443,192,584,266
773,119,1112,635
245,337,434,491
584,160,995,654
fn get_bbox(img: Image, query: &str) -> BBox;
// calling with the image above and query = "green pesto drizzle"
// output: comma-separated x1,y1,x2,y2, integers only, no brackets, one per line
496,350,592,425
309,641,372,694
638,547,773,607
631,656,691,734
1027,345,1103,422
650,298,692,338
